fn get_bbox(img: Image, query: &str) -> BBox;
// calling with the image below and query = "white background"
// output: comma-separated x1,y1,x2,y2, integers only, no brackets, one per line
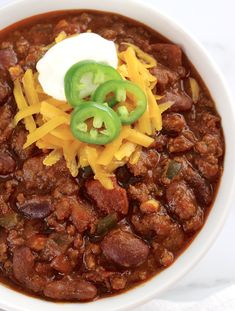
0,0,235,302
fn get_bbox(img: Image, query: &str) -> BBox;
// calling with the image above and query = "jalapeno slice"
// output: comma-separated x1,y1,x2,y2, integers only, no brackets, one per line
70,101,121,145
92,80,147,125
64,60,122,107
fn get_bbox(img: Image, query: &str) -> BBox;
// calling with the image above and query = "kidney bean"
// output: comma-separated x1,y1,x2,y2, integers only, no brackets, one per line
101,229,149,267
44,278,97,301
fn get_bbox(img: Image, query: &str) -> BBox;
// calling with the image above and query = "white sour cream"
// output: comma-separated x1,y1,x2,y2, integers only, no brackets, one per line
36,33,118,101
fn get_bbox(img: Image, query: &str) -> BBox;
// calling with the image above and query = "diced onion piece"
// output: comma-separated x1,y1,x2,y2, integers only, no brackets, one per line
23,116,68,148
189,77,200,103
43,149,63,166
13,79,36,133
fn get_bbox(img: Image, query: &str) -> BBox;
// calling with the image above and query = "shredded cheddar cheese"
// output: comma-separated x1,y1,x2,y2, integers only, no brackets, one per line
40,133,66,148
40,101,70,122
115,142,136,161
126,128,154,147
122,47,151,135
122,42,157,68
23,116,68,149
129,146,142,165
43,149,63,166
36,141,57,150
13,43,172,189
85,146,113,189
79,147,89,167
50,126,74,141
63,140,81,177
13,79,36,133
22,69,39,106
14,103,41,126
147,88,162,131
159,101,174,114
97,127,130,166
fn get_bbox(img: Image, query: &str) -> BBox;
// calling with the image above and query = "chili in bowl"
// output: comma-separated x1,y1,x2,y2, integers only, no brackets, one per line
0,0,234,310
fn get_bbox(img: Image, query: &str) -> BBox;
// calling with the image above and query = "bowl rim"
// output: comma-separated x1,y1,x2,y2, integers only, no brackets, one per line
0,0,235,310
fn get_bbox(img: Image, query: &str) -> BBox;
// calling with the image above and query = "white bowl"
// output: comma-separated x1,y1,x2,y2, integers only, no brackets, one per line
0,0,234,310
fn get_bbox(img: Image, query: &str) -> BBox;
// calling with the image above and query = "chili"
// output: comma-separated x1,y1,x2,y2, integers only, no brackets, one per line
0,9,224,303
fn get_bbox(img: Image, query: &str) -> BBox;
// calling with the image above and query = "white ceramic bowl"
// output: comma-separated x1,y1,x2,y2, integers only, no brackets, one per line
0,0,234,310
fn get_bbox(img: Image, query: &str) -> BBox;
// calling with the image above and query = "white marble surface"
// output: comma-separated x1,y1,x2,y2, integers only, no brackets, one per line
0,0,235,304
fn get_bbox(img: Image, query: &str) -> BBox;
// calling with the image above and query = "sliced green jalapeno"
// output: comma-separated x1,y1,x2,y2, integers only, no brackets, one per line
64,60,122,107
70,101,121,145
92,80,147,125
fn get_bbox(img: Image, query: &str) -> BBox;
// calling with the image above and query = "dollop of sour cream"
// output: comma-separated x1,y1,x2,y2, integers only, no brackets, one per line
36,33,118,101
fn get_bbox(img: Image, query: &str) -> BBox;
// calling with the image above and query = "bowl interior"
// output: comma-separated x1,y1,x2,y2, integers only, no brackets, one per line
0,0,235,310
